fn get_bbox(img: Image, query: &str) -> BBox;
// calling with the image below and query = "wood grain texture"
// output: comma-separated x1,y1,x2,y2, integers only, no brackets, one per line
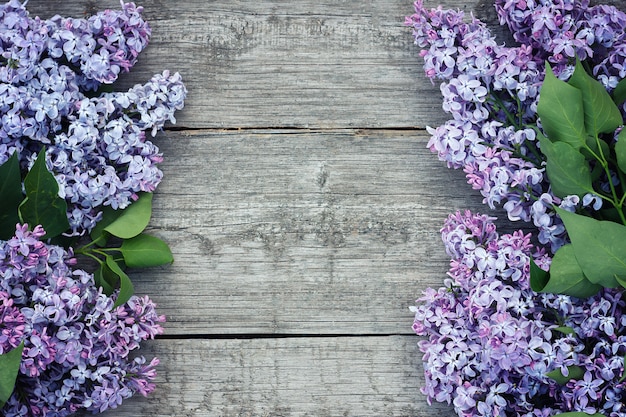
131,129,498,336
99,336,456,417
25,0,489,129
16,0,569,415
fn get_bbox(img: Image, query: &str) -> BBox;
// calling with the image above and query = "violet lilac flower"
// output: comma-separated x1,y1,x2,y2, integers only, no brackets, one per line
0,223,165,416
406,0,626,253
0,0,187,235
412,211,626,417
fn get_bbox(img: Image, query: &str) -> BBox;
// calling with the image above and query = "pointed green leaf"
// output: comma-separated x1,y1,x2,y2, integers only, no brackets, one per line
538,134,593,198
120,233,174,268
94,265,115,295
567,59,623,135
18,149,69,238
0,342,24,408
529,256,549,292
553,326,575,335
615,129,626,175
100,193,153,240
546,365,585,385
537,63,587,149
0,153,23,240
105,256,134,307
613,77,626,106
556,207,626,288
534,244,601,297
615,274,626,290
90,222,111,247
583,134,611,163
90,205,121,246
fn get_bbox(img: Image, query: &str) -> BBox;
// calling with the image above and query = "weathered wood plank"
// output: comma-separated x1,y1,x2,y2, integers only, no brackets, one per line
124,129,509,335
19,2,591,416
100,336,454,417
26,0,488,129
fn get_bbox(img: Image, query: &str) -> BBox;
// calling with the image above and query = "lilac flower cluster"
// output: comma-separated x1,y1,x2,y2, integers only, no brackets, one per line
406,0,626,252
0,0,186,234
0,223,165,416
496,0,626,89
413,211,626,417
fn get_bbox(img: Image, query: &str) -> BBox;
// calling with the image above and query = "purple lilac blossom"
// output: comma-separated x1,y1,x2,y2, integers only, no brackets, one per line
495,0,626,88
0,223,165,416
0,1,187,235
413,211,626,417
406,0,626,253
45,1,151,85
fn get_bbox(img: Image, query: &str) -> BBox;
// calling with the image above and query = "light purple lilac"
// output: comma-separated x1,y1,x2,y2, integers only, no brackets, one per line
495,0,626,88
413,211,626,417
0,223,165,416
406,0,626,252
0,0,187,235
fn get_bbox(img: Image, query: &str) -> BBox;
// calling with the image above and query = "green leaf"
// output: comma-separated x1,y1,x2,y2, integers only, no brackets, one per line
18,149,70,238
583,132,611,162
90,204,125,246
0,153,23,240
556,207,626,288
529,256,549,292
567,59,623,135
534,244,601,297
105,255,134,308
546,365,585,385
99,193,153,240
89,214,112,247
537,63,587,149
538,134,593,198
615,129,626,175
613,77,626,106
615,274,626,289
94,264,115,295
0,342,24,408
553,326,575,335
120,233,174,268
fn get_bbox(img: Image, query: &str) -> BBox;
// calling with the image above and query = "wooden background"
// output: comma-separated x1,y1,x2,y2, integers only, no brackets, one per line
24,1,542,416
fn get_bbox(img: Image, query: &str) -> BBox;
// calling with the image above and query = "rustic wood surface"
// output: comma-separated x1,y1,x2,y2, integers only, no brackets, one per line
25,0,525,415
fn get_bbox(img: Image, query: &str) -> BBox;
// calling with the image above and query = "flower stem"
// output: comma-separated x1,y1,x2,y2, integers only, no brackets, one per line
588,136,626,225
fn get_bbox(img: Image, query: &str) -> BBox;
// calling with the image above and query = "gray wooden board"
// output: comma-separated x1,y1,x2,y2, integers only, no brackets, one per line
25,0,493,129
98,336,456,417
19,0,616,415
133,129,501,336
